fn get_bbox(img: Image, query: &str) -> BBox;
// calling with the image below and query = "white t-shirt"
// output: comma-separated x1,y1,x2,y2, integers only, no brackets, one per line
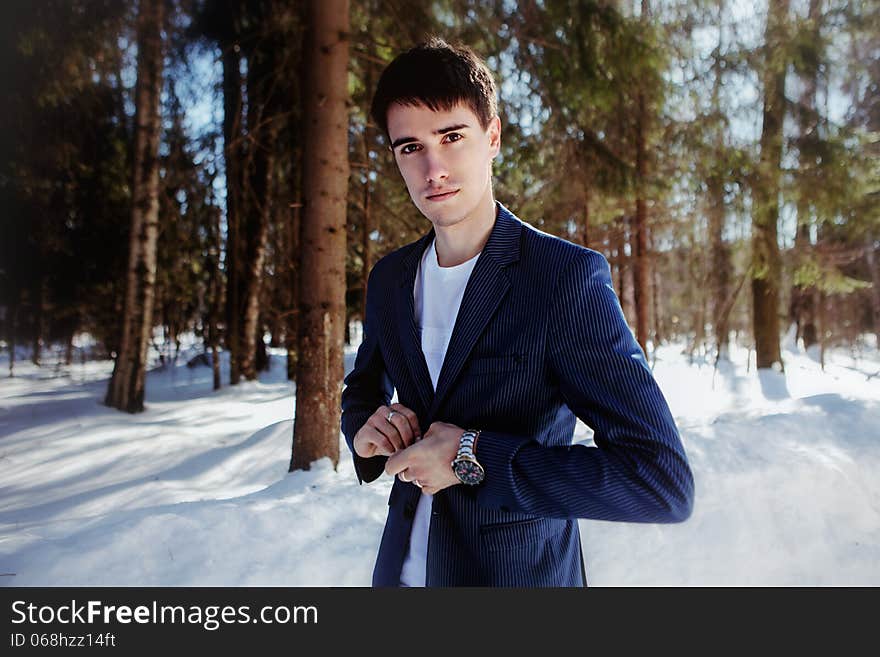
398,238,481,587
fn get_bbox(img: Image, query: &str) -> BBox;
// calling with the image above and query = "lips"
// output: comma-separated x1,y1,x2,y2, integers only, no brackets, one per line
425,189,459,201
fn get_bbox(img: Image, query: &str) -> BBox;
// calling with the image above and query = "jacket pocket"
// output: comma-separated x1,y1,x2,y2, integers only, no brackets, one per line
479,517,563,553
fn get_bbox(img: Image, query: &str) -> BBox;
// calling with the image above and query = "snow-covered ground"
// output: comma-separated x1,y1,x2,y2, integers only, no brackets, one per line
0,331,878,586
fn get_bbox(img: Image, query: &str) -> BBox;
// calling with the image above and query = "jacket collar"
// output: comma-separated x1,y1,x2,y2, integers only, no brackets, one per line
394,201,523,424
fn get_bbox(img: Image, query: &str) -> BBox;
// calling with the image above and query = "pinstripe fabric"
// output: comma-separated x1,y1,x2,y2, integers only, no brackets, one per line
341,202,694,587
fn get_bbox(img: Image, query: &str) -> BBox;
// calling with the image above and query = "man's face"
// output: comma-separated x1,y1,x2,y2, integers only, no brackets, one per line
386,101,501,230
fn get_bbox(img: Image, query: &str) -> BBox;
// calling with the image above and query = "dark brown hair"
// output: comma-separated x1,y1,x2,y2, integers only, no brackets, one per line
370,37,498,141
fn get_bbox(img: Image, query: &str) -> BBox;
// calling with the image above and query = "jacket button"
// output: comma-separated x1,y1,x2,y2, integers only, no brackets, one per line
500,505,510,512
404,502,416,518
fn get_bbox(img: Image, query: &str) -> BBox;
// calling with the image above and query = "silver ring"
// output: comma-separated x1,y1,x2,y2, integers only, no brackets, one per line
413,479,423,488
386,410,398,422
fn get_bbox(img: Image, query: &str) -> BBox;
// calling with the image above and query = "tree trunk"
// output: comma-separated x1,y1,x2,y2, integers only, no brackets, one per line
708,172,732,360
581,193,590,247
105,0,164,412
633,103,649,355
789,0,821,351
615,219,629,320
708,5,732,361
751,0,789,371
649,228,662,348
223,34,245,385
631,0,651,355
65,330,74,366
290,0,350,471
31,274,46,366
286,112,304,382
207,202,223,391
361,140,373,332
866,233,880,343
8,298,17,377
286,200,301,382
361,29,375,330
239,38,281,381
239,136,276,380
791,220,818,348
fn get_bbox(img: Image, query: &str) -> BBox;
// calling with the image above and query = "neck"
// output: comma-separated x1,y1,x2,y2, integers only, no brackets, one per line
433,193,497,267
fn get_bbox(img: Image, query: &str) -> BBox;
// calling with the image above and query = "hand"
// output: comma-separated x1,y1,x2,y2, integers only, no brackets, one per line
353,404,421,458
384,421,463,495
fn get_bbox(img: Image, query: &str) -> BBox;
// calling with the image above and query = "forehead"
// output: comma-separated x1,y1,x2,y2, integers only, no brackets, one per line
386,101,481,140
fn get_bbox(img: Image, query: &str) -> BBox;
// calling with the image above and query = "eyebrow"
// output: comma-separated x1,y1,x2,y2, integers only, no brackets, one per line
390,123,471,150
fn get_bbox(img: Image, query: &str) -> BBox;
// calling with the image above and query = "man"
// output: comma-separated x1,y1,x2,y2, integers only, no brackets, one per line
341,38,694,587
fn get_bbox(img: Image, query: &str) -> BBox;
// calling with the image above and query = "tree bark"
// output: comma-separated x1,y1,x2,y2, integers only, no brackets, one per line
632,94,649,352
650,227,662,348
361,132,373,331
708,172,732,359
290,0,350,471
8,297,18,377
615,219,629,320
789,0,821,350
239,129,277,379
631,0,651,355
207,201,223,391
708,3,732,361
751,0,789,371
238,35,282,381
222,30,245,385
105,0,164,412
286,197,301,382
581,193,590,248
31,274,45,366
866,233,880,342
361,21,376,330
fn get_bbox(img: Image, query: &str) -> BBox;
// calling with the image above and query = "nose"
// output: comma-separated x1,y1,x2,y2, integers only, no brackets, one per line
423,150,449,185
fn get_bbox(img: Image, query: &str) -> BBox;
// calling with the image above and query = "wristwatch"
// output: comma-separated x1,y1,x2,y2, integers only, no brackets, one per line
451,429,485,485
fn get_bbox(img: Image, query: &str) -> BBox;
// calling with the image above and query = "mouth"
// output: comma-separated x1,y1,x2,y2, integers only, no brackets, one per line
425,189,459,202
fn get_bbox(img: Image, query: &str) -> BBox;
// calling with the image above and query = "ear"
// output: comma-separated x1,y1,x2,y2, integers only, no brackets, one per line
488,115,502,158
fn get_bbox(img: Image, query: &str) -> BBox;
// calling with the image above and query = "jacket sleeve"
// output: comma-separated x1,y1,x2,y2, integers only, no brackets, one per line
474,249,694,522
341,265,394,484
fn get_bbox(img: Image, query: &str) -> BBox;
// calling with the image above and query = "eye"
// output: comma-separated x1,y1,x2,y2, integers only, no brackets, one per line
444,133,463,143
399,143,421,155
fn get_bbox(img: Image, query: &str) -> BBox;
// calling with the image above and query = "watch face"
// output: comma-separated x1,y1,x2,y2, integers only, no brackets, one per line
453,459,485,485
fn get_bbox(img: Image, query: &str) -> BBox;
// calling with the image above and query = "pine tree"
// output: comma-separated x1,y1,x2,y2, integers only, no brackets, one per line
290,0,351,471
751,0,789,371
105,0,165,412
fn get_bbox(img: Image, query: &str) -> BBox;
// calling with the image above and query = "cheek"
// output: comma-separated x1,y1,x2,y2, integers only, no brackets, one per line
397,160,422,190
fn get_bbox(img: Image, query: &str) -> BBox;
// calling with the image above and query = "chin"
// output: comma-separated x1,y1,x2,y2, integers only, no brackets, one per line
415,199,471,229
424,211,467,230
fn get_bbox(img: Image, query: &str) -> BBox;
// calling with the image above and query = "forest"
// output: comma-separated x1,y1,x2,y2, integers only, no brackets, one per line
1,0,877,469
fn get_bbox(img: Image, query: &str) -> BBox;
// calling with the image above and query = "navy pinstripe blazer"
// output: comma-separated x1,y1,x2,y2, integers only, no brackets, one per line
341,202,694,587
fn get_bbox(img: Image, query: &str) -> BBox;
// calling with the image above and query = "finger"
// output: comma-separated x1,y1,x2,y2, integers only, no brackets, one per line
362,425,395,457
387,411,415,447
398,469,410,483
368,415,405,452
384,450,409,476
391,404,422,441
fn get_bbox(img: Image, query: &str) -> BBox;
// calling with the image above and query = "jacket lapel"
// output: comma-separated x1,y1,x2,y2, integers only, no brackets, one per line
427,203,522,421
395,231,436,418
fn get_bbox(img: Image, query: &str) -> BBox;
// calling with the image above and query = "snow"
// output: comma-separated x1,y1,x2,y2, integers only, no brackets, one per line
1,333,878,586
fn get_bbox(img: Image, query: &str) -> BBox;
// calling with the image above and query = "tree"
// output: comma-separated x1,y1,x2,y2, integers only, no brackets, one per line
290,0,351,471
751,0,789,371
789,0,823,350
105,0,165,412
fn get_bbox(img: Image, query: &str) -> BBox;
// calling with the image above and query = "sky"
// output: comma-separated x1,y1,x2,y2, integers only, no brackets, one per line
1,329,877,586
